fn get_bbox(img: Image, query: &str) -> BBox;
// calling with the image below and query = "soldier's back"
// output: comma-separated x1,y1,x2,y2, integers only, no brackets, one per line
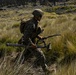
20,18,34,34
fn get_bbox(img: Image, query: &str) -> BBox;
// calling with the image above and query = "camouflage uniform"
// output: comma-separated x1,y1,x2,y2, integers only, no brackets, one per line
18,17,49,72
17,9,51,74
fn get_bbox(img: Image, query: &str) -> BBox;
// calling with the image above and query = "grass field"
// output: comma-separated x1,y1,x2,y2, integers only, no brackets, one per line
0,6,76,75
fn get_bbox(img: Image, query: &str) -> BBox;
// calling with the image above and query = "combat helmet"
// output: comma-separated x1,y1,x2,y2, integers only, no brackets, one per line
32,9,44,17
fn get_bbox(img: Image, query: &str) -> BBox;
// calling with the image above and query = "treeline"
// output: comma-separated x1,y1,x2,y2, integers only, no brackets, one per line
0,0,74,7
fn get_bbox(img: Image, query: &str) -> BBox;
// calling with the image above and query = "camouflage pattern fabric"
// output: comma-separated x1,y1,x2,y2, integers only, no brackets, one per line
19,17,48,72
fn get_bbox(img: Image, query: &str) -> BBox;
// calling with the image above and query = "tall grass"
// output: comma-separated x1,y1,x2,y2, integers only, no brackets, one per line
0,6,76,75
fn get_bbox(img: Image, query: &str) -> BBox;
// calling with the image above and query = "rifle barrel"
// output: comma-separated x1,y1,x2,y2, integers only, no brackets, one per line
6,43,46,48
43,34,61,40
6,43,24,47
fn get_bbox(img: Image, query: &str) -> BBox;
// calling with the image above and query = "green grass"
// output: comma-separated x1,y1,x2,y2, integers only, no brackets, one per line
0,6,76,75
56,61,76,75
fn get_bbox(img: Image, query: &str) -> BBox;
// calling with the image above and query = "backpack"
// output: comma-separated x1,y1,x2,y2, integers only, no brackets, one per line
20,20,26,34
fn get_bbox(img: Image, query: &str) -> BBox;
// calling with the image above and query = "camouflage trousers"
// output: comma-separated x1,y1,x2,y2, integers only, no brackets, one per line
20,47,48,72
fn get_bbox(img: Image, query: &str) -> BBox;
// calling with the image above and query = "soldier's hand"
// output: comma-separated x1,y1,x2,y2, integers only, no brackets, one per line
31,43,37,49
29,38,37,49
38,35,43,40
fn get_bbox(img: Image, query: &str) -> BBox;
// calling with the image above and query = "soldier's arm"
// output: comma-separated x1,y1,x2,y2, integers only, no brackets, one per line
23,33,37,49
37,35,43,40
36,27,44,39
29,38,37,49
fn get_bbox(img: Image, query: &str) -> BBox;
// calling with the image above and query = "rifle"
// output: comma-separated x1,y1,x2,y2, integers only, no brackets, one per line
36,34,61,44
6,34,61,50
41,34,61,40
6,42,49,48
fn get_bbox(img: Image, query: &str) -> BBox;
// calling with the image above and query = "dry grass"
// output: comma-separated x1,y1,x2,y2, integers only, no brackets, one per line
0,6,76,75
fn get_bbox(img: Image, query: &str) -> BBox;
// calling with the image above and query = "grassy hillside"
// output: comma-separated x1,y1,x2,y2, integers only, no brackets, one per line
0,6,76,75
